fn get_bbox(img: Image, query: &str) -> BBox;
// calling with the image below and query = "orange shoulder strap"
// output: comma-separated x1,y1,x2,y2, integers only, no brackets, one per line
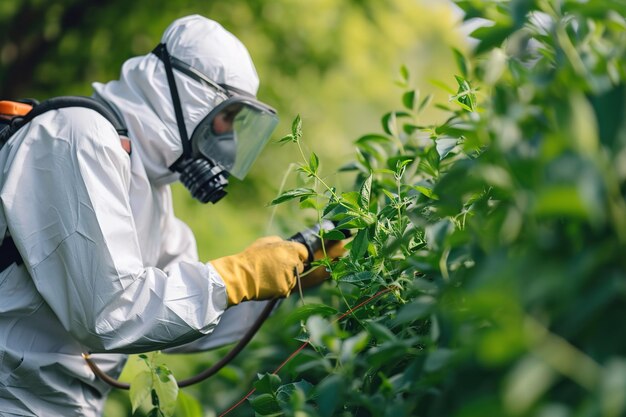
0,100,33,119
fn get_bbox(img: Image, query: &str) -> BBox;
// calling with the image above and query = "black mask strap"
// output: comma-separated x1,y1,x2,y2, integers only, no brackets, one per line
152,43,191,165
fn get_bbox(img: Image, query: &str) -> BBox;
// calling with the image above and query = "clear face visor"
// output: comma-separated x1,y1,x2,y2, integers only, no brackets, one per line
190,97,279,180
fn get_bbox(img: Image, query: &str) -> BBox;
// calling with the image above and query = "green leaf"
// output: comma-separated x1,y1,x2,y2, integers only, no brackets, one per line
340,331,370,363
339,271,382,285
471,23,516,55
323,201,348,217
382,111,411,136
254,373,282,394
367,341,411,368
411,185,437,199
316,374,345,417
350,229,369,259
322,229,347,240
356,134,391,145
291,114,302,140
452,48,468,77
340,191,362,209
402,90,416,110
270,188,316,205
153,366,178,417
284,303,337,326
435,137,458,159
277,134,295,144
387,155,414,172
250,393,282,416
309,152,319,174
393,296,437,325
336,215,373,230
366,321,398,343
147,407,160,417
299,197,319,210
394,158,413,179
276,380,314,407
418,146,441,177
453,75,477,112
296,163,314,177
176,391,203,417
130,371,153,413
382,188,397,201
359,174,373,209
399,64,410,83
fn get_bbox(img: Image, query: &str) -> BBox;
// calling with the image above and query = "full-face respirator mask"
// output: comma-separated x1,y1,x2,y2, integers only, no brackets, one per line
152,43,279,203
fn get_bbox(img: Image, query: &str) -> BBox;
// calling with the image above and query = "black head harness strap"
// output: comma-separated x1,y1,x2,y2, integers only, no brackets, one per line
151,43,230,204
152,43,191,167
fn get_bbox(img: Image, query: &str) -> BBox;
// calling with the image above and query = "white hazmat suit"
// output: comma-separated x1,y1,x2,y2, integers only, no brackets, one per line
0,15,285,416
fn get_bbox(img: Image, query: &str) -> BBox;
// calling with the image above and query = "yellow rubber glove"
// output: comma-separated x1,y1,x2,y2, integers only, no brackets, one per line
299,239,347,289
211,236,309,306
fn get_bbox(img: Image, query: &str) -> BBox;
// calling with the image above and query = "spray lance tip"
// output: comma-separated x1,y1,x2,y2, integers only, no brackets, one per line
288,219,350,270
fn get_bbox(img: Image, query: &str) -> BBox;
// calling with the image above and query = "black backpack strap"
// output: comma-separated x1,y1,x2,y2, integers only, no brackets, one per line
0,236,23,271
1,96,129,151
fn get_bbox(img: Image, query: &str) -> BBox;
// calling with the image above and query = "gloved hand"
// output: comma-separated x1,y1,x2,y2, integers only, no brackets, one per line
211,236,309,306
298,239,347,289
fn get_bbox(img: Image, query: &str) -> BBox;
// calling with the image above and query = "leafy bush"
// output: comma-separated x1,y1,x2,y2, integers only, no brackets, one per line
236,1,626,416
114,1,626,416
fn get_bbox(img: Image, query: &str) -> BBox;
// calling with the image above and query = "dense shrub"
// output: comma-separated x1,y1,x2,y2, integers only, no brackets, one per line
252,1,626,416
118,1,626,415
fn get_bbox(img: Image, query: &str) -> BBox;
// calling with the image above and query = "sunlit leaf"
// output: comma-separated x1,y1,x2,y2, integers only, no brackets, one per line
270,188,316,205
153,366,178,417
291,114,302,140
277,133,295,144
130,371,152,413
309,151,319,174
436,137,458,159
175,391,203,417
359,173,373,209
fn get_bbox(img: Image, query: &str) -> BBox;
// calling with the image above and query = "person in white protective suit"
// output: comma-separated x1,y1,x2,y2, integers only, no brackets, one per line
0,15,335,417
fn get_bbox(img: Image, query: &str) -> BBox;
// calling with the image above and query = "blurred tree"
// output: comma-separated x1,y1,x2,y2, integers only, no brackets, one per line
1,1,463,257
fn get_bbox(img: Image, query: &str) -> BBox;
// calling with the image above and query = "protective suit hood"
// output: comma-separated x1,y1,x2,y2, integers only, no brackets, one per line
93,15,260,186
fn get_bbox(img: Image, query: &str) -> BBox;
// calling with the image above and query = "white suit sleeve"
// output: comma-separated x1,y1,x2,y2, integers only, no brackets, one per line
155,193,278,353
154,185,199,269
0,108,228,353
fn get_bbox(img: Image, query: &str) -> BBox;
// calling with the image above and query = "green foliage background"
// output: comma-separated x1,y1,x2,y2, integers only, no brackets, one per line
1,1,463,416
4,1,626,417
0,0,462,257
